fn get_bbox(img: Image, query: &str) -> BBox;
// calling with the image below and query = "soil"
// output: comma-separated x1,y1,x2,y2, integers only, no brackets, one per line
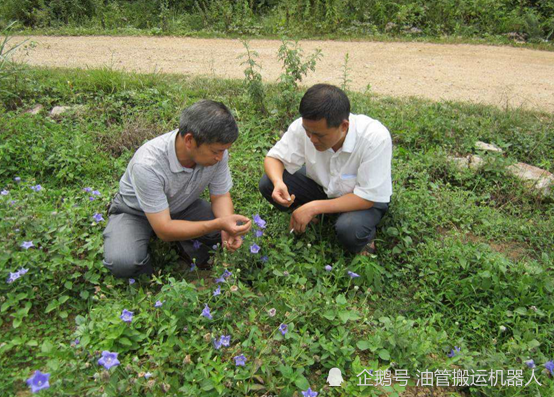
11,36,554,114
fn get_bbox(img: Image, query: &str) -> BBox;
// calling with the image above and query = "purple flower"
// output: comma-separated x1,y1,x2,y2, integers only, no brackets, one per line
98,351,120,370
92,190,101,196
129,278,135,285
18,268,29,275
120,309,134,323
192,240,201,250
190,263,197,272
325,265,332,272
201,304,213,320
254,229,264,238
14,177,21,183
279,323,288,335
30,185,42,192
447,346,461,358
73,338,80,346
1,190,8,196
83,187,92,193
89,197,95,201
546,360,554,375
213,338,222,350
26,370,50,393
154,300,163,308
268,308,276,317
347,270,360,278
212,244,218,250
234,354,247,366
250,243,261,254
213,286,221,296
93,213,104,222
253,214,266,229
261,255,268,263
220,335,231,347
302,388,318,397
144,372,153,379
215,276,225,283
9,200,16,205
525,359,536,369
222,270,232,279
7,272,21,283
20,241,34,250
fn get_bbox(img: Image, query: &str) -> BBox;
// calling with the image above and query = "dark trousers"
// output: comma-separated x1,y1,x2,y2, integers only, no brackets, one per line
102,193,220,278
258,167,388,253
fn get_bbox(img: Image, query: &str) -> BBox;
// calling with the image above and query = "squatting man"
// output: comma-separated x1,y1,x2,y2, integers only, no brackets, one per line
102,85,392,278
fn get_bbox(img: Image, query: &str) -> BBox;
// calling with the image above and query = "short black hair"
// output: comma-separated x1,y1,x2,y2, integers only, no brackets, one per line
178,100,238,145
299,84,350,128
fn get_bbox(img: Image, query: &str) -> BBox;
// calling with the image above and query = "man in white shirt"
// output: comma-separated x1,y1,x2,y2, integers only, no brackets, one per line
259,84,392,254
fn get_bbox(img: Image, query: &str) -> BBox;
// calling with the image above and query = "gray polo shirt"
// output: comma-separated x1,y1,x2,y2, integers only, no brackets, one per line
118,129,233,214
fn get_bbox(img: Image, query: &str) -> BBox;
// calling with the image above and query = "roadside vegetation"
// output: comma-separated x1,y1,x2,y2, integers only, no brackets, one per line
1,0,554,49
1,29,553,396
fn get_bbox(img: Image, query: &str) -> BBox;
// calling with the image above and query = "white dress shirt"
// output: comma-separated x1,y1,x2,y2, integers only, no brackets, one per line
267,114,392,203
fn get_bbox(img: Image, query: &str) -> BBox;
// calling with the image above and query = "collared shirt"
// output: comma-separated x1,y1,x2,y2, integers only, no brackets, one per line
118,129,232,214
266,114,392,203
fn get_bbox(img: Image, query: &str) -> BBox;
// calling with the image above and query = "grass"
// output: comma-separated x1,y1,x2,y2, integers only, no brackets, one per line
0,64,553,396
11,25,554,53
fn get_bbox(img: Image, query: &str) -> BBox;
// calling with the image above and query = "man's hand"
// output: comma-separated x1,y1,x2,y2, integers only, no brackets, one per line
272,181,296,208
289,202,318,234
221,230,243,252
218,214,252,237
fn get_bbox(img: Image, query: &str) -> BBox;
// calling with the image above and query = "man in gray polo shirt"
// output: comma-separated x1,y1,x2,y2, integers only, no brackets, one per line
103,100,252,278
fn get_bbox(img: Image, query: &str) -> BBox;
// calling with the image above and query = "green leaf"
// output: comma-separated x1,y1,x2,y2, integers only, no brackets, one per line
322,311,336,320
58,295,70,305
336,294,347,305
41,340,54,354
379,349,391,361
293,375,310,390
45,300,58,313
357,340,370,351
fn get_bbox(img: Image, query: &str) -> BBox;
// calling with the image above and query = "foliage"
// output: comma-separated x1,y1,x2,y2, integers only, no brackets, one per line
273,39,321,127
0,63,553,396
2,0,554,43
239,40,266,115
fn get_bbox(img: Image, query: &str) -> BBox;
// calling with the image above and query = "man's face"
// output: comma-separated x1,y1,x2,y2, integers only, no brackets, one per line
191,140,232,167
302,118,348,152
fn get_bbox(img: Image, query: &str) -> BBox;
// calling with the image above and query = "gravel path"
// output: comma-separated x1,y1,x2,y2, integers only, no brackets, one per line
12,36,554,113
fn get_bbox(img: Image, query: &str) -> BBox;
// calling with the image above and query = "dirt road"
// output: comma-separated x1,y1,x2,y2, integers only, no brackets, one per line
12,36,554,113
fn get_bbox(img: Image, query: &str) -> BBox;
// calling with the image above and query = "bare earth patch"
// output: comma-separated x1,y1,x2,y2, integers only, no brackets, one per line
12,36,554,113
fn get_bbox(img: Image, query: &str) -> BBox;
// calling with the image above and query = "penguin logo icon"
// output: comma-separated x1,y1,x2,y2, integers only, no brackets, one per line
327,368,344,387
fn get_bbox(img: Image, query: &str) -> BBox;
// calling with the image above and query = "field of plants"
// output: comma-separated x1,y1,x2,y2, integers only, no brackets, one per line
1,0,554,46
1,35,554,396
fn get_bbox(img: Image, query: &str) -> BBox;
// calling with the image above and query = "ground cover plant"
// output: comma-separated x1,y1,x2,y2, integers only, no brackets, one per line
1,44,554,396
1,0,554,49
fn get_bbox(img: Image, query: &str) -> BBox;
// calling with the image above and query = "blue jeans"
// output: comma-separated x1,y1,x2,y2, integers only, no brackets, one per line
102,193,220,278
258,167,388,253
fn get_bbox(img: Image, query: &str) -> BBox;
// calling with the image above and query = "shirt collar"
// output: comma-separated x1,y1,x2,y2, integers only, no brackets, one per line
341,114,357,153
168,129,193,173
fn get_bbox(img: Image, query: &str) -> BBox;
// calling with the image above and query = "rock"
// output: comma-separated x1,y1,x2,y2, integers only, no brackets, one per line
385,22,397,32
405,27,422,35
449,155,484,170
507,162,553,197
25,104,44,115
49,105,85,117
476,141,503,153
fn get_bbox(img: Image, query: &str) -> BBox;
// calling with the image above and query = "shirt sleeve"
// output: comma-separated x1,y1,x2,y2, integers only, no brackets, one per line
130,163,169,213
353,127,393,203
209,150,233,196
266,118,306,174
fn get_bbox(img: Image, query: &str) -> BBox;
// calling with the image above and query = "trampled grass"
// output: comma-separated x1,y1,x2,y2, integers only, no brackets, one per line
0,65,553,396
